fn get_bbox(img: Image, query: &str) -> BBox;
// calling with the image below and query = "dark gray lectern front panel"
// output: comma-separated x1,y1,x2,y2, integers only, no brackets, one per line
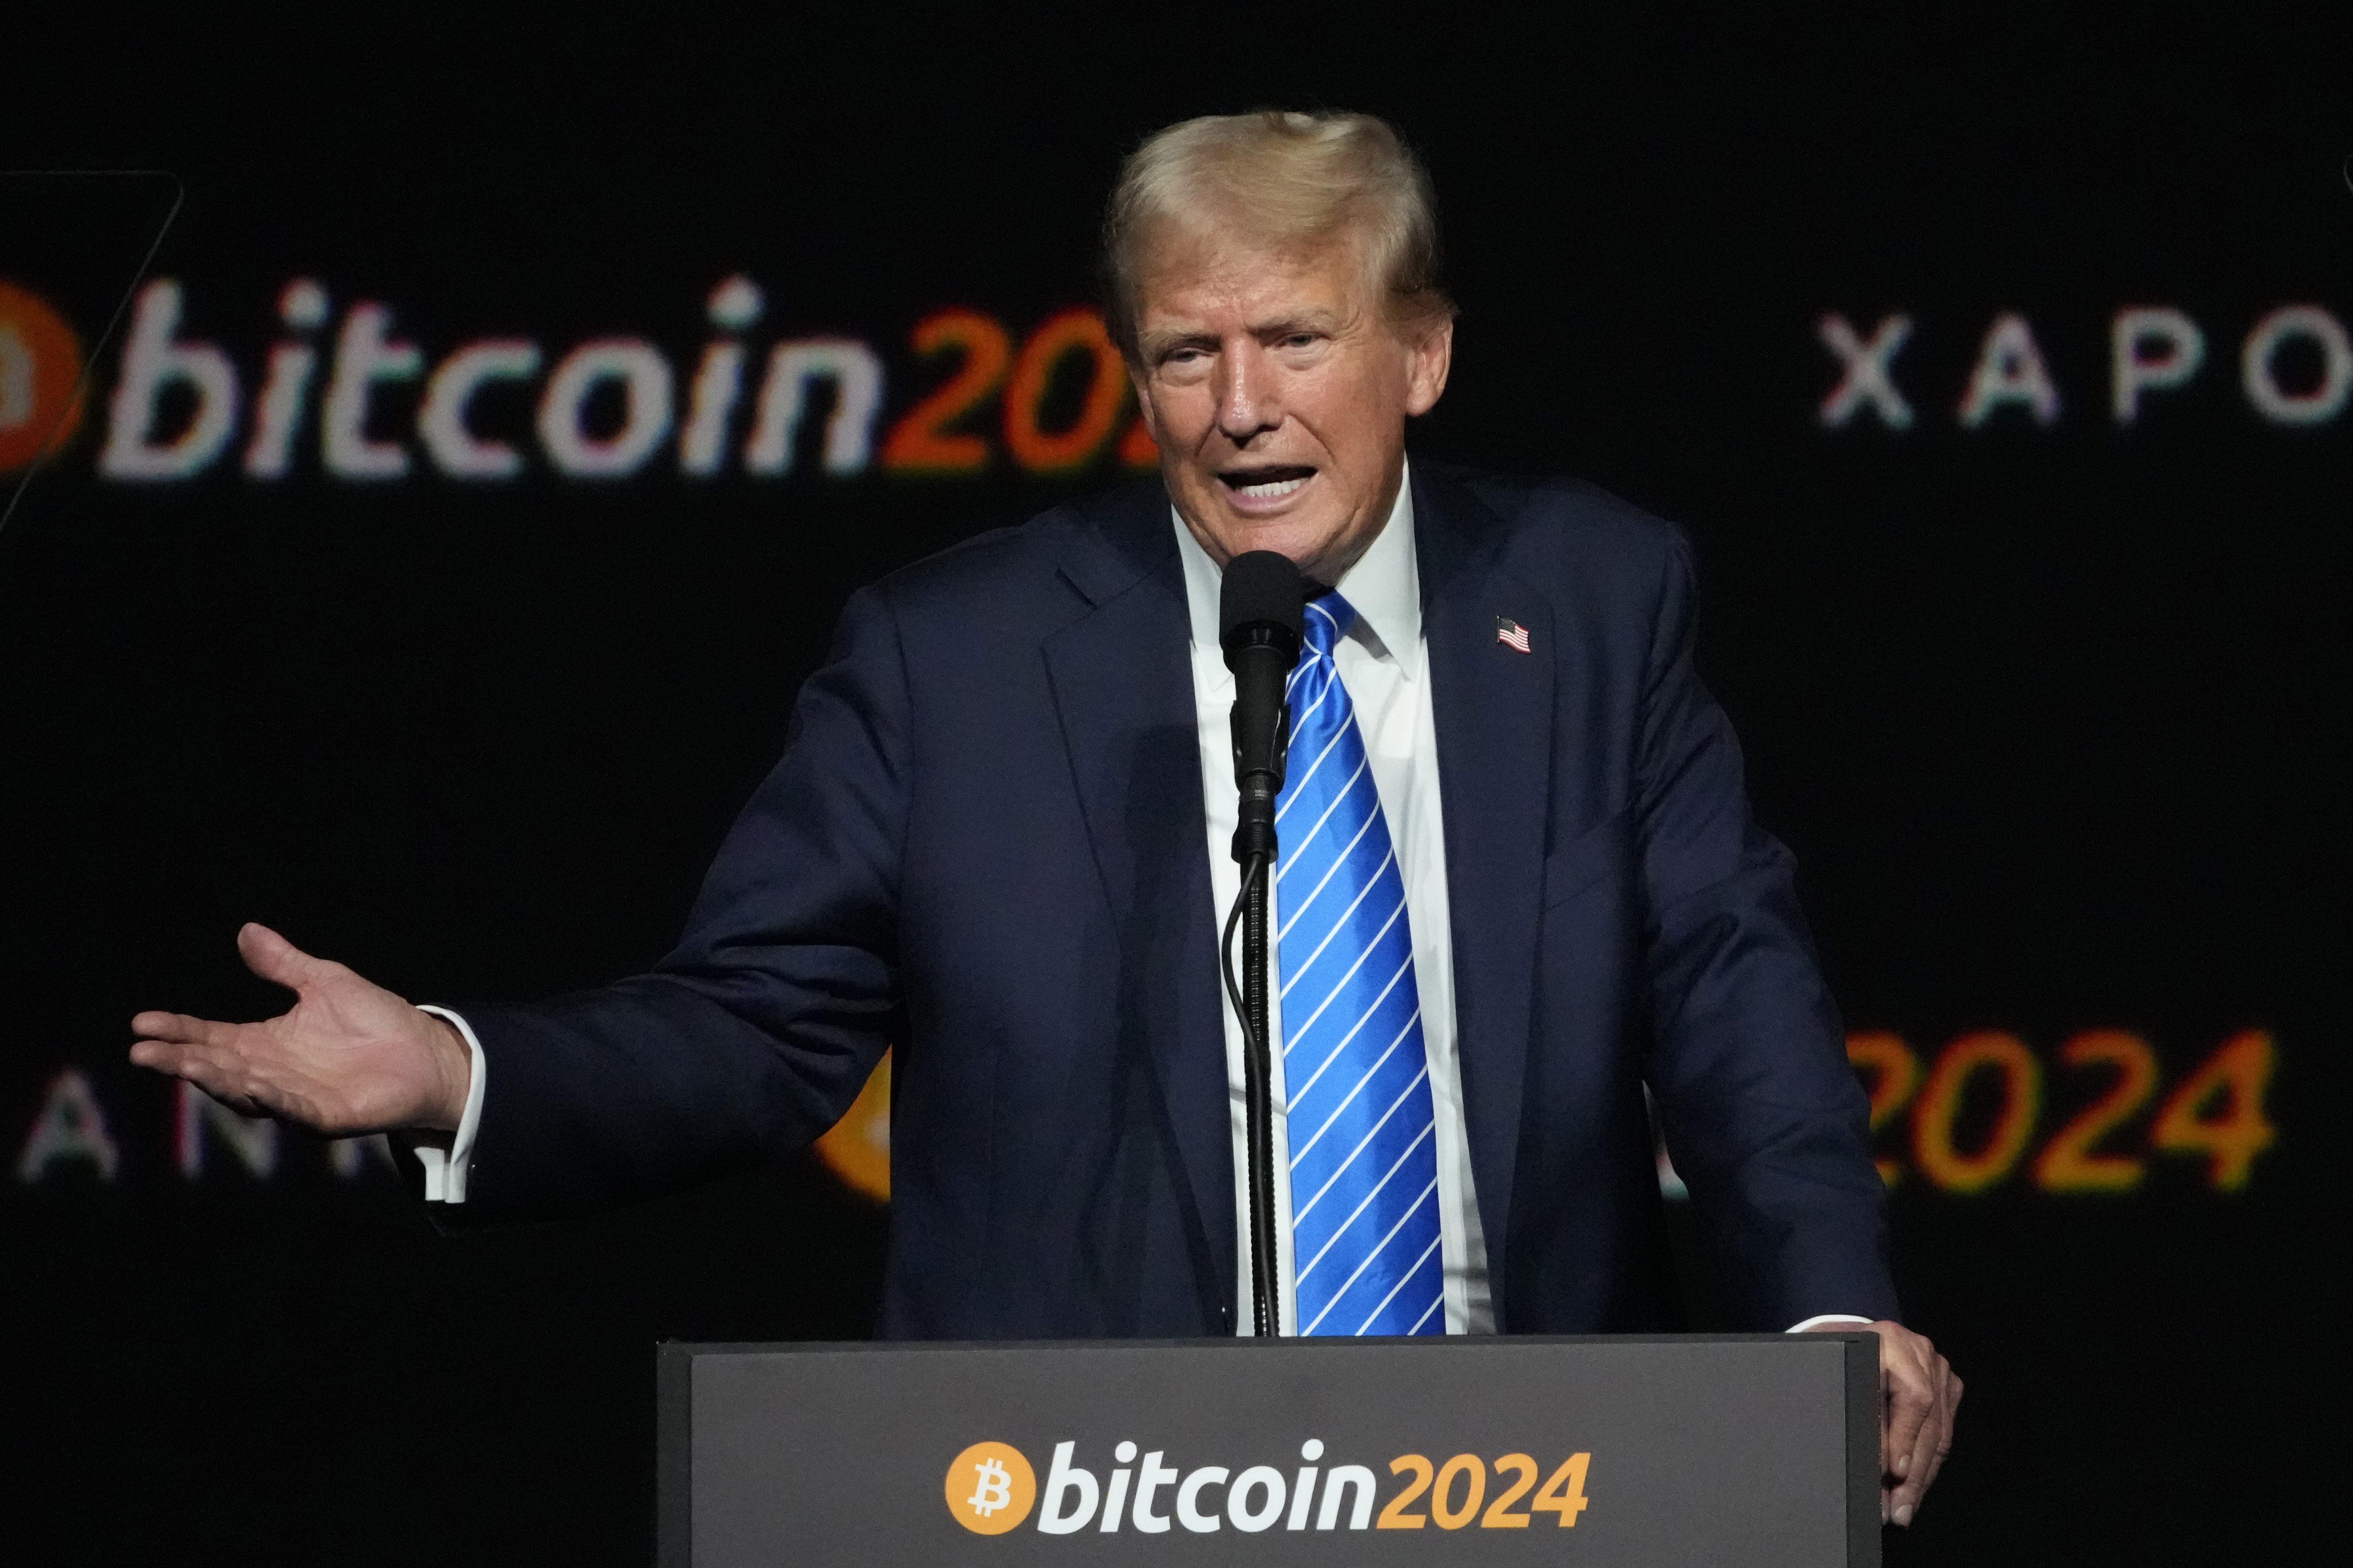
661,1336,1878,1568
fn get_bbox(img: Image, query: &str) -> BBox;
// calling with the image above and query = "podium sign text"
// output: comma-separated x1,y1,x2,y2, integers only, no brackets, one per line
659,1335,1879,1567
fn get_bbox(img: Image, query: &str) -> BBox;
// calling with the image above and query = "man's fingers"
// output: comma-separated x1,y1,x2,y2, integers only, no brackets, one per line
129,1013,273,1095
1882,1352,1934,1481
1909,1372,1962,1509
1889,1360,1959,1526
130,1009,244,1050
131,1009,202,1043
129,1037,257,1109
237,922,332,991
128,1037,197,1075
131,1035,343,1128
1891,1403,1940,1521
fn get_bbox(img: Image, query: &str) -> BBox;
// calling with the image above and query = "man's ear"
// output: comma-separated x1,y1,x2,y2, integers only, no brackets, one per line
1404,318,1454,416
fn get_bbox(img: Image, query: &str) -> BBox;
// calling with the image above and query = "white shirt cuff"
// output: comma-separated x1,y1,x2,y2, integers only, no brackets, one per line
410,1006,485,1203
1786,1314,1877,1333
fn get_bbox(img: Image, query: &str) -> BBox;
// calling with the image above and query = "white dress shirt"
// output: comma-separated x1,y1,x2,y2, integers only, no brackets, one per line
1176,465,1494,1335
417,461,1870,1338
410,1004,485,1202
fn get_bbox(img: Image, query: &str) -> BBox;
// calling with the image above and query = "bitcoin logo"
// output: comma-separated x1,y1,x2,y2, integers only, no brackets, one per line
0,282,85,473
970,1459,1013,1514
943,1440,1035,1535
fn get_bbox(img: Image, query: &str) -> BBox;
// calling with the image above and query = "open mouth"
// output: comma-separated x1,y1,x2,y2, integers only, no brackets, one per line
1218,465,1316,501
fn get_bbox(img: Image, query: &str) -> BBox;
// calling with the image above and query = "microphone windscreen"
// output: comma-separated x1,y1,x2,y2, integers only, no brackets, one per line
1219,551,1304,651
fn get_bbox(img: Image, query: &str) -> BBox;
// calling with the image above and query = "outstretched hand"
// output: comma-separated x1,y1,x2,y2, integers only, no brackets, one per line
130,923,472,1134
1804,1318,1961,1526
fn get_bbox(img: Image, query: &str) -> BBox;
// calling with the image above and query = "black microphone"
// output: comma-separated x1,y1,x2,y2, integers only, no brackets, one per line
1218,549,1301,1338
1220,550,1304,864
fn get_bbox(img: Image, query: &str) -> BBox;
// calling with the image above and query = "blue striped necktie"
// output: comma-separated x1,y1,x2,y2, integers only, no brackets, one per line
1278,592,1444,1337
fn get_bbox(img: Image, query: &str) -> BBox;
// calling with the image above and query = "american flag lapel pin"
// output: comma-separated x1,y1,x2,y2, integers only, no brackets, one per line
1494,615,1532,654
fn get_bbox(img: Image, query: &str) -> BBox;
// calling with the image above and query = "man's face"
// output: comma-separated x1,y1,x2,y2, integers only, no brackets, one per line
1130,230,1452,585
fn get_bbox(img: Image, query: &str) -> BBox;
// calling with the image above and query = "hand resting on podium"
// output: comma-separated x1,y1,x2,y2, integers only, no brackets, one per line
1800,1317,1961,1526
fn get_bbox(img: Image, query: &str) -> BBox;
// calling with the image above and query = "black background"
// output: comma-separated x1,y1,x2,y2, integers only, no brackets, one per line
3,7,2347,1565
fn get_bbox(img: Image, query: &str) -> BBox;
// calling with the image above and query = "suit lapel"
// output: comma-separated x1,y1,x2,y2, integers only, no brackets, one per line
1040,483,1234,1317
1416,465,1555,1324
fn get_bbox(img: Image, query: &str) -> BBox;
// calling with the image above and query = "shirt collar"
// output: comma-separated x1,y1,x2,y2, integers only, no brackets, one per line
1174,458,1423,676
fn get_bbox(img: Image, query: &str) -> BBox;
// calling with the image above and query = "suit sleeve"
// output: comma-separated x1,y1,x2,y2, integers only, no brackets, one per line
450,585,911,1218
1631,533,1900,1328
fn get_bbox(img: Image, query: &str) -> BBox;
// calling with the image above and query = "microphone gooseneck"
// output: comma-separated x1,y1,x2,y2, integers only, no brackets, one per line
1217,550,1303,1338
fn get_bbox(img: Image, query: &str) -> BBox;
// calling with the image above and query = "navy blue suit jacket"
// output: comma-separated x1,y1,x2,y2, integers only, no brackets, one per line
460,463,1897,1338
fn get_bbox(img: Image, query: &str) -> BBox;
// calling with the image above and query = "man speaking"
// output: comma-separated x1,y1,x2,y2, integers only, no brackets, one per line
131,111,1958,1523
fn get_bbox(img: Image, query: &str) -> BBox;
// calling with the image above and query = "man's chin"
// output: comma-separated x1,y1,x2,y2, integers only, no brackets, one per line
1197,513,1345,575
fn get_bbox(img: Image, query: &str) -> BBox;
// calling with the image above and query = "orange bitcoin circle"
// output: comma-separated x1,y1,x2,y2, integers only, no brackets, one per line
0,281,87,472
943,1440,1036,1535
813,1049,891,1201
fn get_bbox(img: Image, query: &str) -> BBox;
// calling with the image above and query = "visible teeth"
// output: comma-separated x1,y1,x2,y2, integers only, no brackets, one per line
1237,477,1307,499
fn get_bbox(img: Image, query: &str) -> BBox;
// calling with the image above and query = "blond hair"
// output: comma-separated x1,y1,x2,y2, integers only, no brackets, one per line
1102,109,1455,359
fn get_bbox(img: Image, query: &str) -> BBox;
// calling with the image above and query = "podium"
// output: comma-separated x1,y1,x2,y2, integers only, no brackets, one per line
659,1335,1880,1566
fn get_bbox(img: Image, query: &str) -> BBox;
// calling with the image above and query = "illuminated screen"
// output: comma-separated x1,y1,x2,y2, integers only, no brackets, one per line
1,13,2341,1568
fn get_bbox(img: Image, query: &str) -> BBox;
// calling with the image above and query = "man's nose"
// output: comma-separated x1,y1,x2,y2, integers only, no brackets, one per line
1213,343,1280,443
